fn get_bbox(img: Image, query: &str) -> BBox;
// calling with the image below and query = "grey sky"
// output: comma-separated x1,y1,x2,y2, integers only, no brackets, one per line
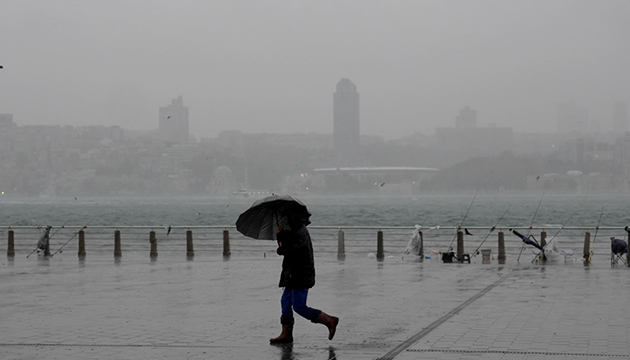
1,0,629,140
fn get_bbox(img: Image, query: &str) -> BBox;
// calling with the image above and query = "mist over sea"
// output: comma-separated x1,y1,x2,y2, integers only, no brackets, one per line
2,194,630,228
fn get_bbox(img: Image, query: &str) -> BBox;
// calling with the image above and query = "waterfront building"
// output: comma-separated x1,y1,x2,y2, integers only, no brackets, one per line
435,107,513,158
455,106,477,128
333,79,360,158
613,133,630,176
613,101,628,135
159,96,189,144
0,113,15,129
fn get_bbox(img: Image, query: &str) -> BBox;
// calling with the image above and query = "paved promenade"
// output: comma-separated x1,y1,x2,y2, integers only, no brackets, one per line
1,252,629,360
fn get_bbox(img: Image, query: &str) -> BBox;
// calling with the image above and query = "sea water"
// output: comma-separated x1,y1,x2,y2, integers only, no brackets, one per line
1,193,629,228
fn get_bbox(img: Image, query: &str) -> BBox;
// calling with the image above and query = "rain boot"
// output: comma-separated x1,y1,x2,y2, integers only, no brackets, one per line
270,317,294,344
314,311,339,340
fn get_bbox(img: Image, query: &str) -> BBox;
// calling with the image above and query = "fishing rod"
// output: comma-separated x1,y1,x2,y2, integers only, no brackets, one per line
472,205,511,257
50,213,102,257
532,211,576,263
586,207,605,264
26,219,72,258
446,191,478,253
517,192,544,263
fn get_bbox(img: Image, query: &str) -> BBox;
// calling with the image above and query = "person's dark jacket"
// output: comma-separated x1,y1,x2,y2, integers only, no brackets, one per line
276,225,315,289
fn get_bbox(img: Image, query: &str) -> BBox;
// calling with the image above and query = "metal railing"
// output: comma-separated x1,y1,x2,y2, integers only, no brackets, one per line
2,225,629,266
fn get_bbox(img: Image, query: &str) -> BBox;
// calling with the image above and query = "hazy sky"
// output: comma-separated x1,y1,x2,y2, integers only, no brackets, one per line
1,1,629,140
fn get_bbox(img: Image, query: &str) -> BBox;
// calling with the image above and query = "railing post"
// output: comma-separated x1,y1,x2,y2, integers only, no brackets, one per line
78,230,86,258
114,230,122,258
456,231,464,261
7,229,15,258
223,230,231,258
376,230,384,261
186,230,194,259
540,231,547,262
418,231,424,261
337,229,345,260
582,231,590,261
150,231,157,259
498,231,505,265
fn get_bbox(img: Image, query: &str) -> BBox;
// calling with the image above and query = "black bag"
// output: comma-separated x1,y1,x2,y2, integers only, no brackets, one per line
442,251,456,263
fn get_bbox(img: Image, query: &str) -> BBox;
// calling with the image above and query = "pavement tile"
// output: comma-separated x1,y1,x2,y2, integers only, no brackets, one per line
1,255,630,359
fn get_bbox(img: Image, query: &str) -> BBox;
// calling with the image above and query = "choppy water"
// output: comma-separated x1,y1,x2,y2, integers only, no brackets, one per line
1,193,629,228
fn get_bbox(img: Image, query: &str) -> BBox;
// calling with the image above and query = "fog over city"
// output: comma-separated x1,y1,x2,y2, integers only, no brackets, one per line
1,1,629,138
1,1,630,197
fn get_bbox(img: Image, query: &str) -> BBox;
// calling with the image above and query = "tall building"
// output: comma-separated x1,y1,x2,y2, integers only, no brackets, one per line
0,113,15,129
455,106,477,128
613,101,628,135
333,79,360,156
159,96,189,143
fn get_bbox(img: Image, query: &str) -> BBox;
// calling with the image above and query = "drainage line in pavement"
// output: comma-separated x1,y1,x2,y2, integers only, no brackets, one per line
409,349,630,358
375,270,514,360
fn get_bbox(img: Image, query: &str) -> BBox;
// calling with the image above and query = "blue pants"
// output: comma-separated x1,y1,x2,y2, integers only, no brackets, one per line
281,288,320,321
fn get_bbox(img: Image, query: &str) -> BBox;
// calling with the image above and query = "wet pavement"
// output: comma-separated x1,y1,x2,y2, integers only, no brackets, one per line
1,253,629,360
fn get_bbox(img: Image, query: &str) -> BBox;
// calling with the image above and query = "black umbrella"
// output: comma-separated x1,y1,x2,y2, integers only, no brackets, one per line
510,228,544,251
236,194,311,240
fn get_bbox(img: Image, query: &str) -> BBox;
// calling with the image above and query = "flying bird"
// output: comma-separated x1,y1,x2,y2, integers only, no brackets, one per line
464,228,473,236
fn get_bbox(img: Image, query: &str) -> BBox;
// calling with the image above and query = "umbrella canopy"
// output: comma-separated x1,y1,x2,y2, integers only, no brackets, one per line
236,194,311,240
510,228,544,251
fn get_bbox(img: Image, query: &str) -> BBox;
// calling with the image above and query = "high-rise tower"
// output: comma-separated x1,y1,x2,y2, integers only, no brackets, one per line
333,79,360,156
159,96,189,143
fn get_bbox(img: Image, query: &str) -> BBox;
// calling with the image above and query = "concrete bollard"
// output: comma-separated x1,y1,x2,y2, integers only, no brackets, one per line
7,229,15,258
498,231,505,264
456,231,464,261
418,231,424,261
481,249,491,264
78,230,86,258
150,231,157,259
337,229,345,260
223,230,230,258
376,230,384,260
186,230,194,259
540,231,547,262
114,230,121,258
582,231,590,260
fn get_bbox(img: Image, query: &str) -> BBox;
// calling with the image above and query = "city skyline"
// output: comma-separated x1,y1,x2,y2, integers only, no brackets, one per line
1,1,629,140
